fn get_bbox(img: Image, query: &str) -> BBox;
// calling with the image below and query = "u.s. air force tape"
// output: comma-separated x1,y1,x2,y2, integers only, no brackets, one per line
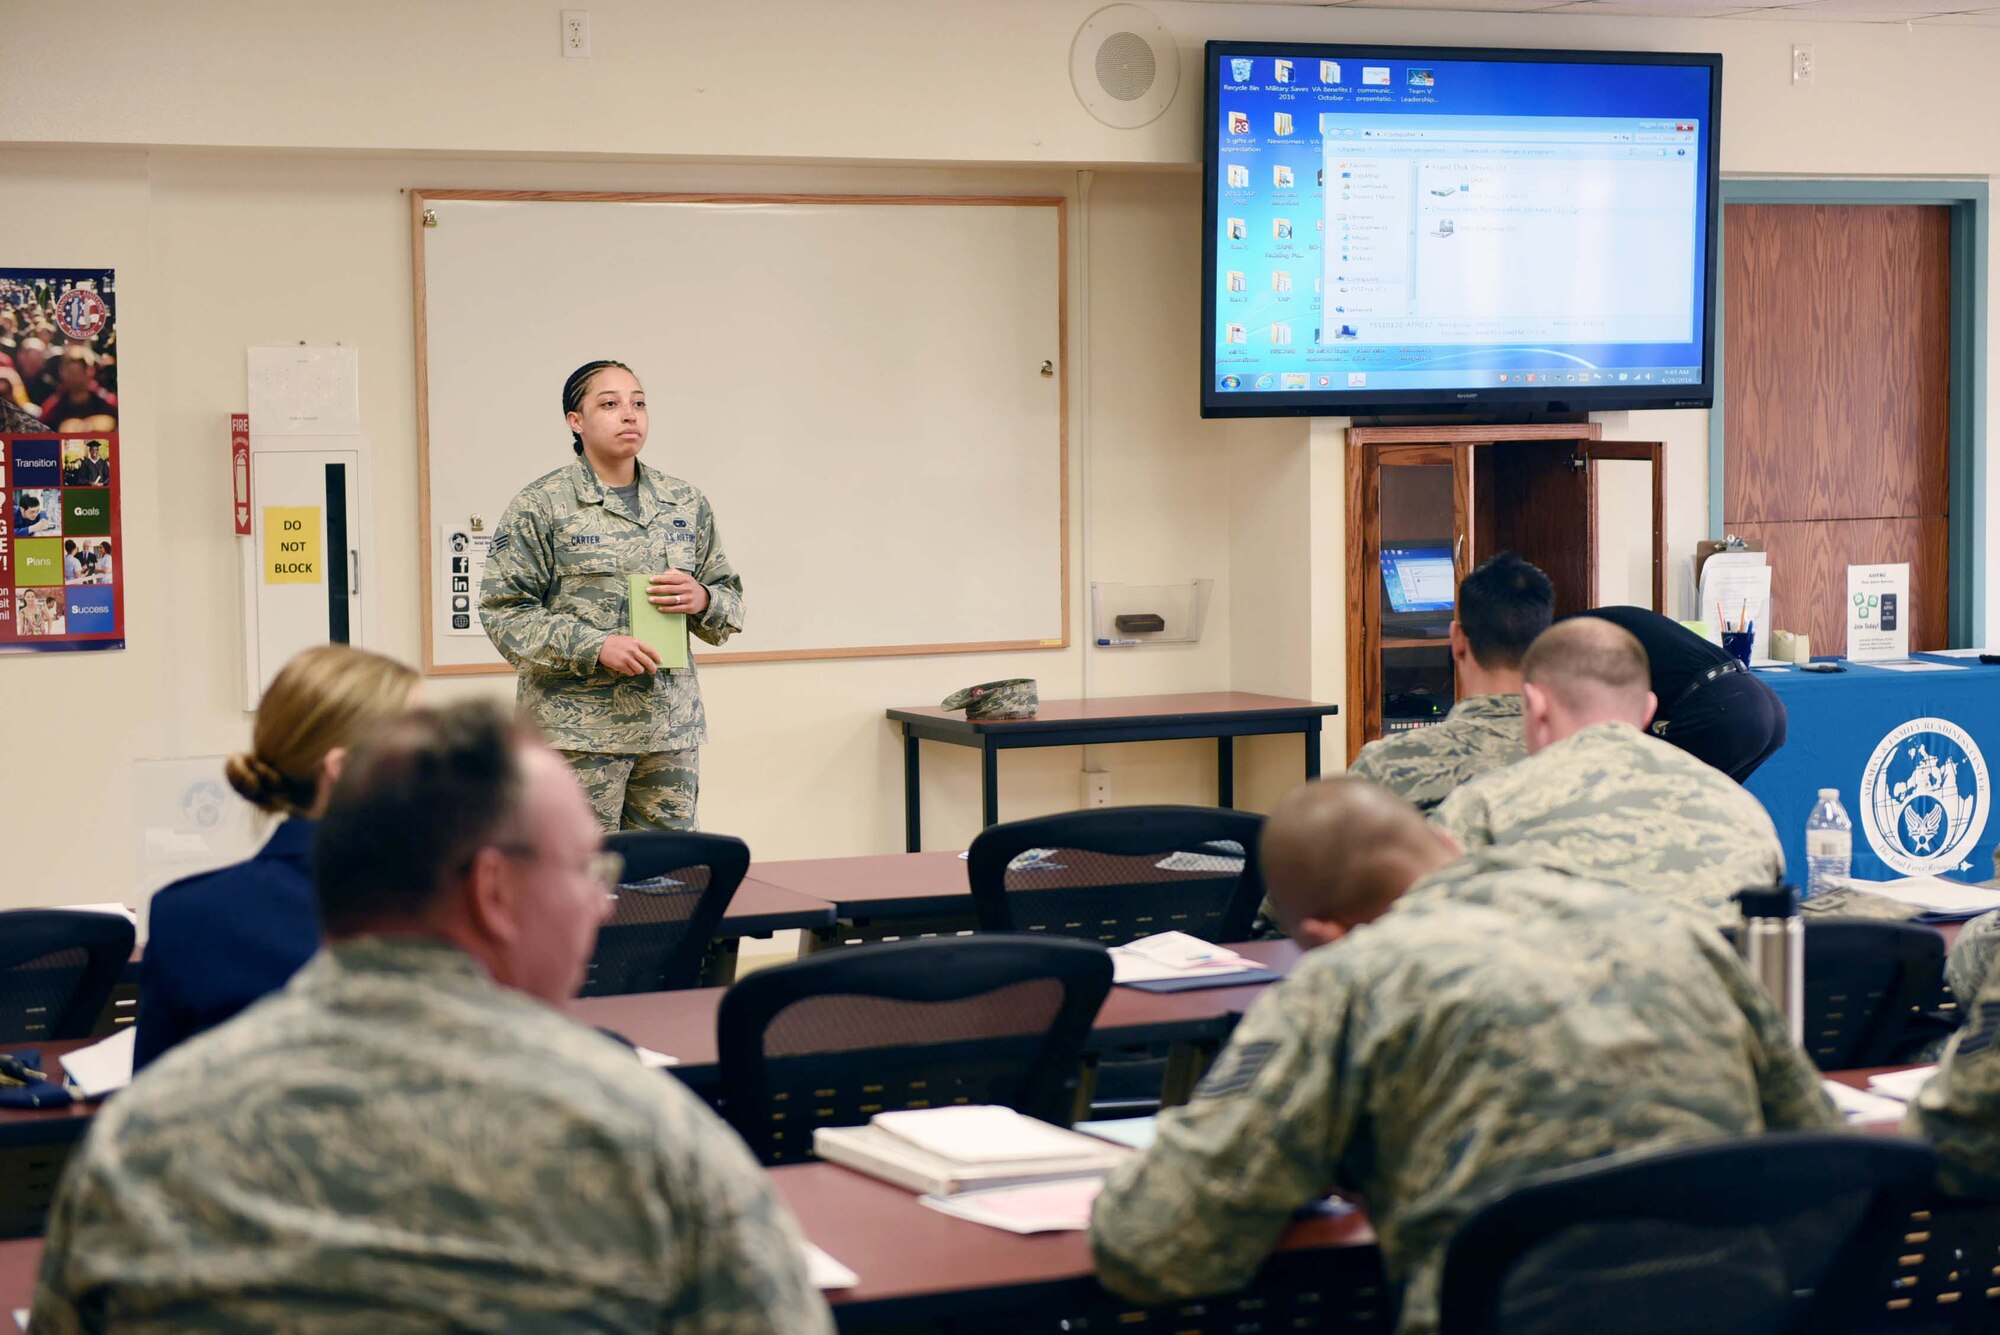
1194,1040,1279,1100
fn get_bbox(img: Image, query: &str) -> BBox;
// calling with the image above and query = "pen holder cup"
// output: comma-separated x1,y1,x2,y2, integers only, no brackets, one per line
1721,629,1755,670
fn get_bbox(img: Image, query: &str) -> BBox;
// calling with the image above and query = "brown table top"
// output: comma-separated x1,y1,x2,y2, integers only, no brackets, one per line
747,850,971,914
1,1237,34,1328
773,1159,1372,1311
717,879,836,934
888,692,1338,731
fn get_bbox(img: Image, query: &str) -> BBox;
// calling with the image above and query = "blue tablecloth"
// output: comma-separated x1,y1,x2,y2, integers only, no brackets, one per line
1746,658,2000,886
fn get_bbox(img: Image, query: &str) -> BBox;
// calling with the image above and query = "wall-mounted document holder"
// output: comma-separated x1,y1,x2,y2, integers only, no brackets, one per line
1090,580,1213,646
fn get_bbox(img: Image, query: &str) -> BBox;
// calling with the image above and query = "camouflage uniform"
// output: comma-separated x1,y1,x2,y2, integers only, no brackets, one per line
1255,695,1526,931
480,458,743,831
31,937,832,1334
1431,721,1788,925
1349,694,1524,814
1090,852,1840,1335
1906,956,2000,1197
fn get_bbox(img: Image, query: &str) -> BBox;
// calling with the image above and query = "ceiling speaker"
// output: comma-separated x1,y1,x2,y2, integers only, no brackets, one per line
1070,4,1179,129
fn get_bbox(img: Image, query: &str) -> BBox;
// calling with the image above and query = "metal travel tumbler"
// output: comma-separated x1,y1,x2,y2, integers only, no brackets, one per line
1736,885,1804,1048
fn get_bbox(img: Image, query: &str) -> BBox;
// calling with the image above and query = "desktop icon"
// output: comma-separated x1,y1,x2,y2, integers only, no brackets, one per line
1362,67,1390,86
1231,58,1254,82
1498,374,1509,383
1225,323,1246,344
1255,374,1275,390
1273,112,1294,135
1272,270,1291,293
1227,163,1249,188
1316,374,1332,387
1348,372,1367,387
1407,68,1434,88
1270,322,1293,346
1320,60,1341,83
1273,218,1292,241
1281,373,1308,389
1226,270,1246,292
1220,375,1242,389
1274,59,1293,83
1227,217,1247,241
1228,110,1250,135
1273,165,1294,188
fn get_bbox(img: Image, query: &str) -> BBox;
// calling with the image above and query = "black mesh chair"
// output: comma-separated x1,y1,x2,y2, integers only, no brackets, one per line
582,832,748,997
1866,1194,2000,1333
0,909,135,1044
1720,920,1945,1071
967,806,1267,947
716,934,1113,1166
0,1117,91,1240
1436,1133,1939,1335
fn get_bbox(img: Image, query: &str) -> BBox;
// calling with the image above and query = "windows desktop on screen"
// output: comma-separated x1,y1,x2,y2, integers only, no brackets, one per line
1207,47,1718,412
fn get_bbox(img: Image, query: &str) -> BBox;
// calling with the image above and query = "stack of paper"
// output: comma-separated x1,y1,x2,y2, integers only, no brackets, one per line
802,1243,858,1290
1109,931,1279,992
919,1177,1105,1234
1696,549,1773,661
1867,1066,1938,1104
813,1104,1128,1197
1841,877,2000,922
1075,1115,1157,1151
1821,1079,1907,1125
59,1026,135,1100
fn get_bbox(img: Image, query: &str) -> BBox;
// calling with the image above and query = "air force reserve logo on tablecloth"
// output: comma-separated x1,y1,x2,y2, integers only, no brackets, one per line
1860,718,1990,875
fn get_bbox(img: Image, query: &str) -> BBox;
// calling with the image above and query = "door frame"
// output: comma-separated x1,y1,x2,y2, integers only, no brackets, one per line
1712,179,1988,647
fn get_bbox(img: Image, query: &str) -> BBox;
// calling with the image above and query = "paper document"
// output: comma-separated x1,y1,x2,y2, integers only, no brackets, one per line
634,1046,680,1070
1867,1066,1939,1104
1922,648,1994,659
1076,1116,1157,1151
1841,877,2000,917
60,1026,135,1100
1822,1079,1907,1124
803,1243,858,1290
1867,659,1964,673
1110,932,1259,984
626,575,689,670
1748,658,1789,670
1697,554,1772,660
874,1105,1101,1165
12,1308,26,1333
918,1177,1104,1234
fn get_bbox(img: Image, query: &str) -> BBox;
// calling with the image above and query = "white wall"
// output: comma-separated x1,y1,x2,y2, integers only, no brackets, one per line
2,0,1995,909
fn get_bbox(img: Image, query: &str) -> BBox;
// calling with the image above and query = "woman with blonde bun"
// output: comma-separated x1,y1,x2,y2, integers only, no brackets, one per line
134,645,419,1070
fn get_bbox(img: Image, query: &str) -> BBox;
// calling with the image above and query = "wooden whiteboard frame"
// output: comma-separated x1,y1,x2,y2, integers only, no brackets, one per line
411,189,1071,676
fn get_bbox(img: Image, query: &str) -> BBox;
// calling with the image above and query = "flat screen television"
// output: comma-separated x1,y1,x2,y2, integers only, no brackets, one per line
1203,42,1721,419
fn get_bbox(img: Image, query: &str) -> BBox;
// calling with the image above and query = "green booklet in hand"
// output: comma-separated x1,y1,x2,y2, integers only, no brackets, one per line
628,573,689,670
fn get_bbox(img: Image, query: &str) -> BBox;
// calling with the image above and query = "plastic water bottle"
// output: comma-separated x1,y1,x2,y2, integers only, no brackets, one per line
1804,788,1853,901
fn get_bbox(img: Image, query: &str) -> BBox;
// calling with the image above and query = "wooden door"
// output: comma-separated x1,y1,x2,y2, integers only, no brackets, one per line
1723,204,1951,654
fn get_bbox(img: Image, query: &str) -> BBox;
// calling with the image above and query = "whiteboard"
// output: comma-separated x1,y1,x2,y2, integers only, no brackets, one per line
414,192,1068,673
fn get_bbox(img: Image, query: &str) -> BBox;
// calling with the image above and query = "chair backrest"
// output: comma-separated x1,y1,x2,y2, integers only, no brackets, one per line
716,935,1113,1166
584,832,748,996
1720,919,1945,1070
1869,1194,2000,1333
967,806,1267,947
0,910,136,1043
1436,1132,1939,1335
0,1119,91,1240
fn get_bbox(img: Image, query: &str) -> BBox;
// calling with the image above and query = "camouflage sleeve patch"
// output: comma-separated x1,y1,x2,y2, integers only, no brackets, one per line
478,492,605,677
688,492,744,647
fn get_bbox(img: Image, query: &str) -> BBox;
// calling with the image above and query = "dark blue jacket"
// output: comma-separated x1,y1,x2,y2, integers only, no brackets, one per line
133,818,321,1071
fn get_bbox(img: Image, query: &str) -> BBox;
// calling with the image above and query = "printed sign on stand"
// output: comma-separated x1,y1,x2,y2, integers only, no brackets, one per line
1847,563,1911,662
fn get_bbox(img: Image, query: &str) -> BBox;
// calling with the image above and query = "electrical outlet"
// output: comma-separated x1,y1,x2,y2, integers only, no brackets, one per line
1791,44,1814,86
562,9,590,58
1083,770,1111,808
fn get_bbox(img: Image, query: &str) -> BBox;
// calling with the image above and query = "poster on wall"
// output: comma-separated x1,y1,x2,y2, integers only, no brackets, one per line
0,267,123,654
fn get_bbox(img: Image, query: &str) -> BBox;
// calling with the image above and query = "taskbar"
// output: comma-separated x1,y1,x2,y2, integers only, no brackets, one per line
1213,366,1702,392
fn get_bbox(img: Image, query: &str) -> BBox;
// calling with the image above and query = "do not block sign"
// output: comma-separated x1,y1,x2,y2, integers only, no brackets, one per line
263,505,322,584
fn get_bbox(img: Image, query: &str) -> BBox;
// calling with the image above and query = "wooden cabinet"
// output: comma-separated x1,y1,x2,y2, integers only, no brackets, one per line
1345,424,1665,762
